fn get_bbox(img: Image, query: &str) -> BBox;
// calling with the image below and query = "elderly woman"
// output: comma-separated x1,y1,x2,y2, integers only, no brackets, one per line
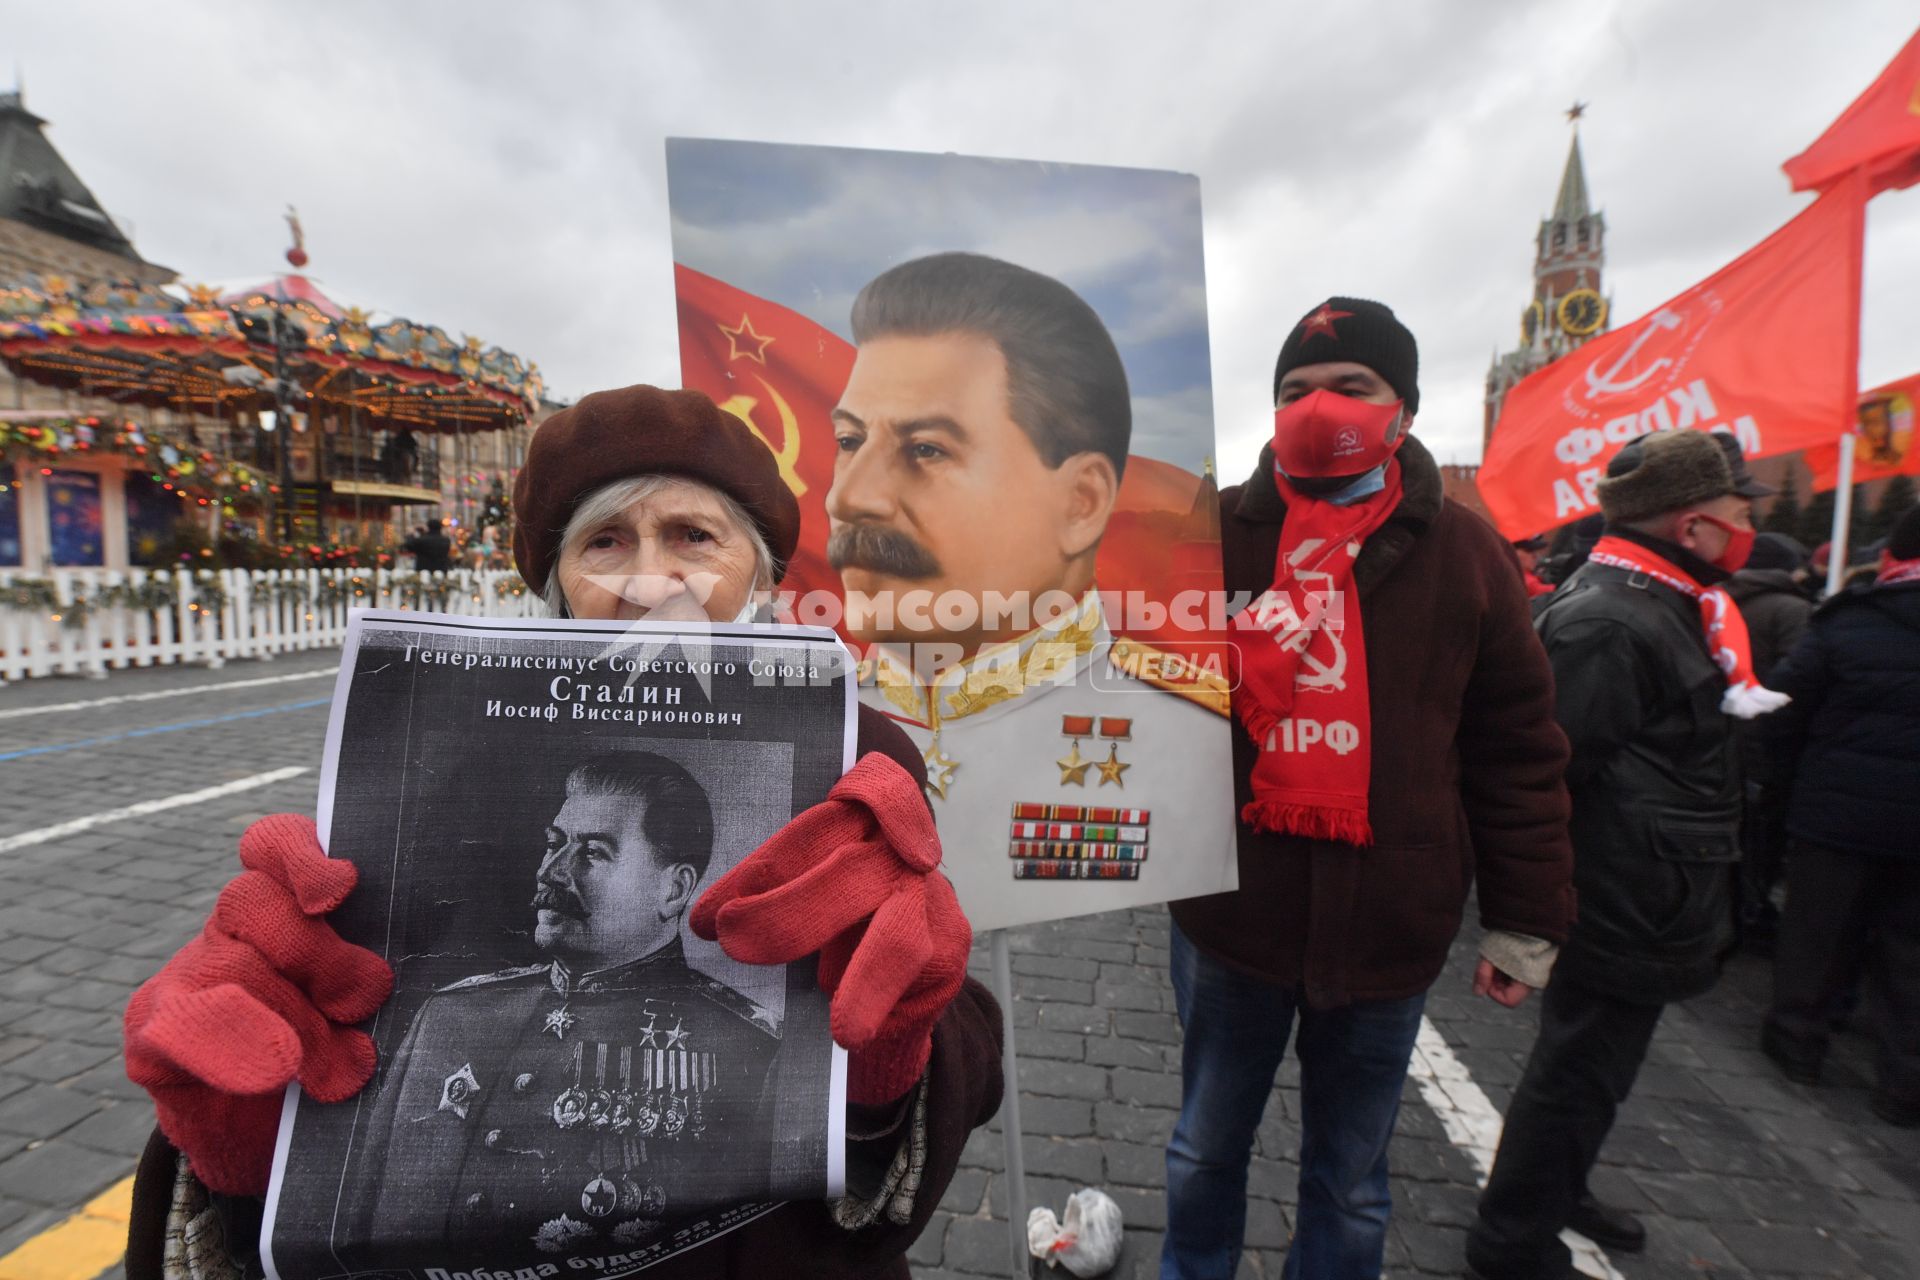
122,386,1002,1280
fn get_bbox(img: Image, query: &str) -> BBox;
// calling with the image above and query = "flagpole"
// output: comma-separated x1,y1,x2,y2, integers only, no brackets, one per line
989,930,1030,1279
1826,432,1856,597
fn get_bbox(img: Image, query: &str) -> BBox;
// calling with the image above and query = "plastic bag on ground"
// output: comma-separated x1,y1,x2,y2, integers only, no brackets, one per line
1027,1187,1125,1276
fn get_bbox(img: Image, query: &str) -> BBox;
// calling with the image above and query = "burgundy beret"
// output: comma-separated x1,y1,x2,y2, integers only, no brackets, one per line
511,384,802,595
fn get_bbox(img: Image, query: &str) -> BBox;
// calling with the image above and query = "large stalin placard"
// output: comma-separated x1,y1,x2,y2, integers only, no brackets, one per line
666,138,1240,932
263,611,853,1280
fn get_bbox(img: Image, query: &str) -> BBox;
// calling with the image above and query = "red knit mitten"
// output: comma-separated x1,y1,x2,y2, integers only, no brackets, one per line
692,753,972,1104
124,814,393,1195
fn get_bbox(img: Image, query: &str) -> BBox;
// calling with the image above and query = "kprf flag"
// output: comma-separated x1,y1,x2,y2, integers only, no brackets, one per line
1784,26,1920,195
1478,176,1866,539
1805,372,1920,492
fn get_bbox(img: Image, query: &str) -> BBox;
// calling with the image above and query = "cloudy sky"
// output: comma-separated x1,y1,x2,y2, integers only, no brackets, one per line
668,139,1213,469
5,0,1915,480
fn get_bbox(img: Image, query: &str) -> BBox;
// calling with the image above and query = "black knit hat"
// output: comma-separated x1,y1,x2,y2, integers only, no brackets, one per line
1272,297,1419,414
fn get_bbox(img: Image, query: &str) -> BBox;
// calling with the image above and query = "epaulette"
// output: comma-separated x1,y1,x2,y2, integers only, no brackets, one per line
695,976,782,1038
437,962,551,993
1106,639,1231,717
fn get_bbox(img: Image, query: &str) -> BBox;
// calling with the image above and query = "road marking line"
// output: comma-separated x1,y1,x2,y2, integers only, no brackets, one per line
0,698,332,763
0,667,339,721
0,1174,133,1280
0,766,310,854
1410,1018,1624,1280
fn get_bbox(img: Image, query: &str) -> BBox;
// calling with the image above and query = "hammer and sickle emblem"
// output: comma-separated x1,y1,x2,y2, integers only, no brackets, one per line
717,375,807,496
1583,309,1684,400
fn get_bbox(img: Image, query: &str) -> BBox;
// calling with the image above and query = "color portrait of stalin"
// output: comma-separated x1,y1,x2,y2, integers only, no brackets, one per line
825,251,1131,653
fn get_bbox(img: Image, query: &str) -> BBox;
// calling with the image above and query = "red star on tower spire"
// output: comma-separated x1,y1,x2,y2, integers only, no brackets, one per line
1299,304,1353,342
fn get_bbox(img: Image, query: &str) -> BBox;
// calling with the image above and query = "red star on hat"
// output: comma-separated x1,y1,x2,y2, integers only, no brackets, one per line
1299,304,1353,341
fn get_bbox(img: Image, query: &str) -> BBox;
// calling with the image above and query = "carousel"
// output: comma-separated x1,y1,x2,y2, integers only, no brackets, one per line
0,227,543,570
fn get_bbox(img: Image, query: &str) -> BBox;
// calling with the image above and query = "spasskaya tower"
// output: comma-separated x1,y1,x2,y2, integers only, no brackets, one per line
1484,111,1613,449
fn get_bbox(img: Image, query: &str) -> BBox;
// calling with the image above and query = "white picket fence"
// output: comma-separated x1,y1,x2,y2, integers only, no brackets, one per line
0,567,543,683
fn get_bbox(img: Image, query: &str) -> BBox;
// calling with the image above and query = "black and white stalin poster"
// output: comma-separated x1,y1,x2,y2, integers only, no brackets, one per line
263,610,854,1280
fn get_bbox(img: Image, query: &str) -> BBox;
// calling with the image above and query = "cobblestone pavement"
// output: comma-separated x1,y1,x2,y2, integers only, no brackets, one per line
1,654,1917,1279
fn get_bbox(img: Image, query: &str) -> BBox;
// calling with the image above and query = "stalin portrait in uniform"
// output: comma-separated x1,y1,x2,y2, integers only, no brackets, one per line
344,750,781,1256
827,250,1233,928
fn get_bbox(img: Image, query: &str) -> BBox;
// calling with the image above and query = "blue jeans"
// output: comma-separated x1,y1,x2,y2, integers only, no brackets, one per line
1162,921,1427,1280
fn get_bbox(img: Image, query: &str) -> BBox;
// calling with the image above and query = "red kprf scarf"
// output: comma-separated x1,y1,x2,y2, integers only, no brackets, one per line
1586,535,1789,719
1879,556,1920,586
1231,461,1404,845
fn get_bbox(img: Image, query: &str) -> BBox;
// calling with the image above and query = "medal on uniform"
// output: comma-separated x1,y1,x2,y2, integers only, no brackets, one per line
1057,714,1096,786
923,734,958,801
580,1173,618,1219
636,1045,662,1134
552,1042,588,1130
1097,718,1132,787
437,1063,482,1120
586,1043,613,1129
543,1004,576,1040
662,1093,688,1137
610,1047,635,1133
533,1214,592,1254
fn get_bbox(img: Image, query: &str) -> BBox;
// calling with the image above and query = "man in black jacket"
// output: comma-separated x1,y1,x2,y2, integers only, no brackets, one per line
1468,431,1769,1280
1761,505,1920,1127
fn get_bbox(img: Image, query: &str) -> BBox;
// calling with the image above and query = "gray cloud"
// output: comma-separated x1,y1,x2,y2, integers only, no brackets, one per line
4,0,1914,483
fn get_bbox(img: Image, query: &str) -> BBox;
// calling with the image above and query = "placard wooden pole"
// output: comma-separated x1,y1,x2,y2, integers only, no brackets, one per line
989,930,1029,1279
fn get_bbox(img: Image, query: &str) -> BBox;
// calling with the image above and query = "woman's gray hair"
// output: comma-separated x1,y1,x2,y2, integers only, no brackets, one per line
540,474,774,617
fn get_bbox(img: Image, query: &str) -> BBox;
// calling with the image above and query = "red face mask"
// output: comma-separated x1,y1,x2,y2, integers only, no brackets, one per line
1271,390,1406,479
1694,513,1755,572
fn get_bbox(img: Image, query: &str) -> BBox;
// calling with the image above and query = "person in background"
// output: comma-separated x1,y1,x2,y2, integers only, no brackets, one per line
1726,531,1815,949
1468,430,1784,1280
403,517,454,572
1760,505,1920,1128
1512,534,1554,598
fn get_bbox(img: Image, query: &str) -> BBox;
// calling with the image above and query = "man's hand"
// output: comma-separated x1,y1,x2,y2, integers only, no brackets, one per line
1472,958,1535,1008
124,815,392,1196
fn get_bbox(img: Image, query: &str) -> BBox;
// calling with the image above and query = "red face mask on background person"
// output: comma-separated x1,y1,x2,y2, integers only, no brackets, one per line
1271,390,1406,480
1693,513,1755,572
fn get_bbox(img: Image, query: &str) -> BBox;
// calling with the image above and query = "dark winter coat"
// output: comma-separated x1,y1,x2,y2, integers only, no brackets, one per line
1534,528,1740,1005
1725,567,1814,786
1766,579,1920,861
1169,438,1576,1008
1724,568,1814,682
125,704,1003,1280
404,529,453,572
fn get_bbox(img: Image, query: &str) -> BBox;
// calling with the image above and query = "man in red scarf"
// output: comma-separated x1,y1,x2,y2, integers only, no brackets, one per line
1469,429,1777,1280
1164,298,1576,1280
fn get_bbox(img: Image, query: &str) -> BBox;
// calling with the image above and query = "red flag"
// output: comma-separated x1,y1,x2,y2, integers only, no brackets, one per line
1804,372,1920,492
675,264,849,606
1478,176,1866,539
674,265,1226,702
1784,27,1920,195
